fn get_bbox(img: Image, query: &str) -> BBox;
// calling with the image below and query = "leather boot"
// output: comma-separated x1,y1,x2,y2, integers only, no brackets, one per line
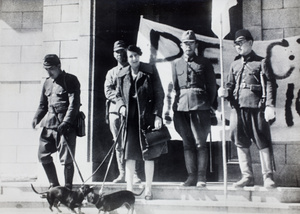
180,150,197,186
260,148,276,188
42,162,60,188
197,148,208,187
233,147,254,188
64,163,74,190
113,150,126,183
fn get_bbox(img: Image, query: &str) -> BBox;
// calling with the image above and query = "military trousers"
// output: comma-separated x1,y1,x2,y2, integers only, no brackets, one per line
173,110,210,150
38,127,76,165
230,107,272,149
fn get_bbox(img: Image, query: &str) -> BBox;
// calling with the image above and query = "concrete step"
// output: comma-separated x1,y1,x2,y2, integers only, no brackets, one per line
3,181,299,203
0,182,300,213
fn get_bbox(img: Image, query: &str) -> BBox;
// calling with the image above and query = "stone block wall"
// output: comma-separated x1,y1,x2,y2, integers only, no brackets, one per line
244,0,300,40
0,0,43,181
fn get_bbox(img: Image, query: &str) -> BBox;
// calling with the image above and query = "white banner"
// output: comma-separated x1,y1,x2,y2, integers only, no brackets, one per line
211,0,237,39
137,17,300,142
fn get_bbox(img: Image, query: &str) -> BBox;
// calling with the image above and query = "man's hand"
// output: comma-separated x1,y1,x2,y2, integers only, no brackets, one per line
57,122,71,135
218,87,228,98
32,119,38,129
264,106,276,122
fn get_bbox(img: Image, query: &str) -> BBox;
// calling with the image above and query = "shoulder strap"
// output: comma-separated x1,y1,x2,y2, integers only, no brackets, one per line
260,60,266,102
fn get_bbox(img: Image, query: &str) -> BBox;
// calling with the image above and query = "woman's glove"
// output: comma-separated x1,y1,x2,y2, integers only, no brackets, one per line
154,115,162,130
119,106,126,118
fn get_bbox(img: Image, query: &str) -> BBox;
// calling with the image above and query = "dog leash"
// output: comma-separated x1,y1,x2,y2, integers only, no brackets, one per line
84,119,125,185
99,146,115,193
51,106,85,183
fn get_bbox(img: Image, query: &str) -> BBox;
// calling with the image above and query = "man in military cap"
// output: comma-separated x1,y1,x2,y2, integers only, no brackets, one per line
218,29,277,188
172,30,217,187
32,54,81,190
104,40,142,183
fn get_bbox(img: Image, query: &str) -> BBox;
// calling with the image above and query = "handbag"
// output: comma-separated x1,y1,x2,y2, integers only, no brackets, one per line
142,125,170,160
143,125,171,147
75,111,86,137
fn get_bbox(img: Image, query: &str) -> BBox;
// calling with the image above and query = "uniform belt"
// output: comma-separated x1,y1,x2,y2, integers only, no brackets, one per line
240,83,261,91
109,112,119,115
240,83,250,89
48,108,67,113
180,86,201,89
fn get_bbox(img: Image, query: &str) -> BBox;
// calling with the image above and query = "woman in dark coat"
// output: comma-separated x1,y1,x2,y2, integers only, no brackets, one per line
115,45,165,200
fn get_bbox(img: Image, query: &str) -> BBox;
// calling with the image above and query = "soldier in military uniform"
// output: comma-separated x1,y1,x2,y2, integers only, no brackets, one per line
219,29,277,188
32,54,81,190
104,40,141,184
172,30,217,187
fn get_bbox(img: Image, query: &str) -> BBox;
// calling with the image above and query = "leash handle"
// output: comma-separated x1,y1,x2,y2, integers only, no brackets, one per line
51,106,85,183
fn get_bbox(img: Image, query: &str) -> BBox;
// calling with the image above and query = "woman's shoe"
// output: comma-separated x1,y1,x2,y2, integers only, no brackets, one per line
145,192,153,200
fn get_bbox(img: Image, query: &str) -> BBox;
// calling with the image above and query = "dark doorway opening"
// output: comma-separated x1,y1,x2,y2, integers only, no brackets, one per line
92,0,242,182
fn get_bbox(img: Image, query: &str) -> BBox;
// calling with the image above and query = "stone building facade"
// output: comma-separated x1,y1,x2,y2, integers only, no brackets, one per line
0,0,299,186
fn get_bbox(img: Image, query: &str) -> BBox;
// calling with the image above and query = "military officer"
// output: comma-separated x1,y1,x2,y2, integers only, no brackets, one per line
32,54,81,190
218,29,277,188
172,30,217,187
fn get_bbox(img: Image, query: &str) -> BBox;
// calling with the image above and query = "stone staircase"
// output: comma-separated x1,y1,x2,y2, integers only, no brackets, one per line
1,181,300,214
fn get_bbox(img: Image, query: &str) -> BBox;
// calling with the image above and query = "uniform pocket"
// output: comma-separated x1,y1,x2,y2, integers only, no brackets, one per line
55,87,67,97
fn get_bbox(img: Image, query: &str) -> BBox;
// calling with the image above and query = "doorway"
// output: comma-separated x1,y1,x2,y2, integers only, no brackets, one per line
92,0,242,182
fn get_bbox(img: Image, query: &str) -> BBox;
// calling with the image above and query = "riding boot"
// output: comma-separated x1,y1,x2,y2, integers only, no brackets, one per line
196,148,208,187
233,147,254,188
42,162,60,188
180,150,197,186
259,148,276,188
113,150,126,183
64,163,74,190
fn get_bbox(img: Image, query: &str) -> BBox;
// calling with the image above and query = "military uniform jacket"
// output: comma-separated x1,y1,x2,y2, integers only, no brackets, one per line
226,51,276,108
33,71,81,128
172,54,216,111
104,63,129,114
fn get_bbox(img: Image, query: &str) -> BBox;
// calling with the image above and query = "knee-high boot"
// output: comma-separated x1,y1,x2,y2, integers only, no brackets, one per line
259,147,275,188
181,150,197,186
113,150,126,183
64,163,74,190
42,162,60,188
197,148,208,187
233,147,254,188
